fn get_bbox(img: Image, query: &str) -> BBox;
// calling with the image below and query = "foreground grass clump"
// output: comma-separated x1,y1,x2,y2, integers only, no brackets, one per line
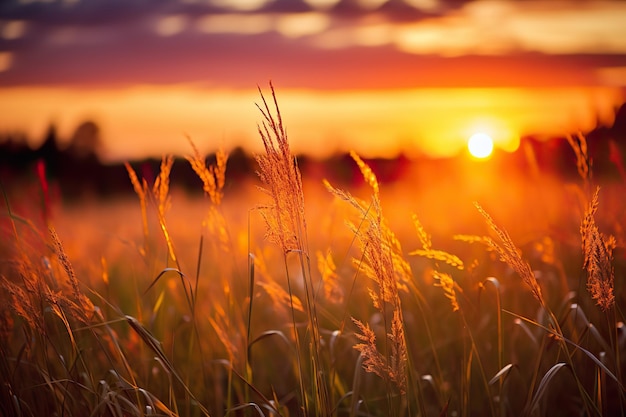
1,86,625,417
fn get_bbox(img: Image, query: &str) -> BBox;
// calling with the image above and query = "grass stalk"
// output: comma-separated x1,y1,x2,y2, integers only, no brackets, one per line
482,278,503,385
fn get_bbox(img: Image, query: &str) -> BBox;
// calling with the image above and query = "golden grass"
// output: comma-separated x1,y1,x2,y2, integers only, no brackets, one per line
567,132,592,184
255,84,307,255
186,137,228,207
1,88,625,417
124,161,149,252
473,202,543,304
326,152,409,402
316,249,344,305
254,82,331,416
582,187,616,311
432,271,460,313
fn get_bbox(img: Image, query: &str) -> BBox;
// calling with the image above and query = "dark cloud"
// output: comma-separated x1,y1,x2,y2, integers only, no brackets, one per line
0,0,458,28
3,22,624,90
1,0,168,26
1,0,625,90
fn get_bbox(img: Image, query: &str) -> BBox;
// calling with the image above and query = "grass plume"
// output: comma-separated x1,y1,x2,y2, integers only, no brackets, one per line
581,187,615,311
186,137,228,207
474,202,543,305
325,153,409,401
254,82,330,416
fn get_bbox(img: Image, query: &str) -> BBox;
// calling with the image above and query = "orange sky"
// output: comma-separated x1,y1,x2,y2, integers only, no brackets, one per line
1,0,625,161
1,85,622,161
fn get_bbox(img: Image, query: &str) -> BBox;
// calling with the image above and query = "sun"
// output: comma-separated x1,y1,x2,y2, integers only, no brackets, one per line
467,132,494,159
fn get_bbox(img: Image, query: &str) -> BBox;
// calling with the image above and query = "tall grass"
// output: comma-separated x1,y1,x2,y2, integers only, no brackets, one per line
1,86,625,416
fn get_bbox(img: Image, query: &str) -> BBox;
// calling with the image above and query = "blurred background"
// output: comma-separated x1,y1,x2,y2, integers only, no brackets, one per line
1,0,625,162
1,0,626,246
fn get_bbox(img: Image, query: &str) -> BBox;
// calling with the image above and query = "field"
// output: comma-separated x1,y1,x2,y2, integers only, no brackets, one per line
1,88,625,417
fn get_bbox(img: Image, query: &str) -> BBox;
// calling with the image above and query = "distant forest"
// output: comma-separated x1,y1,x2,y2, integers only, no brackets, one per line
1,103,626,200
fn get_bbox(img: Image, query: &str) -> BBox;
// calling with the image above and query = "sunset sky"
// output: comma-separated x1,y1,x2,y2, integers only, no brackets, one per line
1,0,625,161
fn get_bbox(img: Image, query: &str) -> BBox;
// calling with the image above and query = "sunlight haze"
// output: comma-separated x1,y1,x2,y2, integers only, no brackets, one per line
0,85,622,161
1,0,625,160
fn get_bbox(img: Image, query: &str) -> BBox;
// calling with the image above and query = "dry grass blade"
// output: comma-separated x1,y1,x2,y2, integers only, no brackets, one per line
144,267,196,318
566,303,612,354
213,359,281,416
141,390,178,417
248,330,293,353
527,362,569,414
125,315,172,371
513,317,539,347
125,315,211,416
144,267,187,295
246,253,255,354
210,315,240,365
348,354,365,417
482,277,503,373
489,363,516,385
227,402,265,416
505,309,624,390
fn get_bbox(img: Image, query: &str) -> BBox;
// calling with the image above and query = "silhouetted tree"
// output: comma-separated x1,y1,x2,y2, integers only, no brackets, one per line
67,121,102,160
612,103,626,139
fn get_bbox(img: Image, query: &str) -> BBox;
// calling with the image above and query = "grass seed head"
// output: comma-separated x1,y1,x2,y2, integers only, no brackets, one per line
566,132,591,183
433,271,460,312
581,188,615,311
255,84,307,254
350,151,379,198
152,155,177,262
317,249,344,304
48,227,95,321
474,202,543,304
412,214,432,251
186,137,228,206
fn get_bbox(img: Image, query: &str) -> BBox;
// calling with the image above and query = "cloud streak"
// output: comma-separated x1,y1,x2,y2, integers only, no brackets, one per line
0,0,625,89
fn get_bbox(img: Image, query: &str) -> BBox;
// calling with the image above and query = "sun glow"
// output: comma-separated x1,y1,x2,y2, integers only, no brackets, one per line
467,132,494,159
0,86,621,162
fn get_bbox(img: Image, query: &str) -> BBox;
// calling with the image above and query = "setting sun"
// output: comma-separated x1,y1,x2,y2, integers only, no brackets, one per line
467,132,494,159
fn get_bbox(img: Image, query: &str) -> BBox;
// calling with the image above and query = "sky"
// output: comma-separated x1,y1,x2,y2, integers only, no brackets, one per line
1,0,625,161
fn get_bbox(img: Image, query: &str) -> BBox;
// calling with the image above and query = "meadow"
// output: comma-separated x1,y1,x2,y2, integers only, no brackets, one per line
1,86,625,417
